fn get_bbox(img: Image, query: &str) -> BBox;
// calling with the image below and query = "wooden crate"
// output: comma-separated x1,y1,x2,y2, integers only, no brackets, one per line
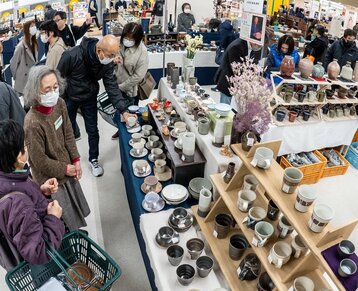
320,149,350,178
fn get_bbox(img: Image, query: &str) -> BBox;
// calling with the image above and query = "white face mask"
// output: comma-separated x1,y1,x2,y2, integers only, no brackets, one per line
40,34,49,43
29,26,37,36
123,38,135,48
99,55,114,65
184,8,191,14
40,89,59,107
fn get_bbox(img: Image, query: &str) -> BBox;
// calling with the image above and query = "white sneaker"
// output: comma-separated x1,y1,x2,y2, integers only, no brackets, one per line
89,159,104,177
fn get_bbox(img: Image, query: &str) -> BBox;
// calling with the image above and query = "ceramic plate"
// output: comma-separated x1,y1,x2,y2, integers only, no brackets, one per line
161,184,188,202
129,138,146,147
130,148,148,158
154,166,172,182
127,125,141,133
142,198,165,212
148,153,166,163
161,192,189,205
141,182,162,194
145,141,163,150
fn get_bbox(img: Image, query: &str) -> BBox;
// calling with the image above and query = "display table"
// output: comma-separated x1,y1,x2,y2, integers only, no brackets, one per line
140,209,224,291
157,78,241,177
149,51,218,86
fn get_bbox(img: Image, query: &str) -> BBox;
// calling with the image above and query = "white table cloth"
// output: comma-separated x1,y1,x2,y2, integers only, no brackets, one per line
140,209,225,291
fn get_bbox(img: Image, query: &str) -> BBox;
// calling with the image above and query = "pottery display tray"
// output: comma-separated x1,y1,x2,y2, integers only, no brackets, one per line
321,244,358,291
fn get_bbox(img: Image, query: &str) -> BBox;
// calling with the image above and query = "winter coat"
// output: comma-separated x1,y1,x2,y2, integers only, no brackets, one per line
324,38,358,70
116,41,149,98
0,171,65,265
88,0,98,15
216,38,263,97
46,37,67,69
177,13,195,32
153,0,164,17
0,82,26,125
10,40,38,95
266,43,300,74
219,20,235,50
44,8,57,21
303,35,329,64
57,37,128,112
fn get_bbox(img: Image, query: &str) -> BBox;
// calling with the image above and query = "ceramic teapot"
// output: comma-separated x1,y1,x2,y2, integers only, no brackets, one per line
238,253,261,281
312,62,325,79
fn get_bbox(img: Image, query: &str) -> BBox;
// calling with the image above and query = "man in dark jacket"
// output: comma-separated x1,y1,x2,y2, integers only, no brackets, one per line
44,4,56,21
88,0,102,29
324,28,358,70
216,38,265,104
53,11,92,48
153,0,164,25
57,35,131,177
0,81,25,125
115,0,127,11
303,25,329,64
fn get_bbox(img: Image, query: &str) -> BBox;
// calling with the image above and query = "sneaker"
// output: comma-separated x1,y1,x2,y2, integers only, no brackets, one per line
89,159,104,177
111,131,119,140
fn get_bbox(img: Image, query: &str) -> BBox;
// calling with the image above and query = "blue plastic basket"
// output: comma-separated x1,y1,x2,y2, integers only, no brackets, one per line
346,142,358,170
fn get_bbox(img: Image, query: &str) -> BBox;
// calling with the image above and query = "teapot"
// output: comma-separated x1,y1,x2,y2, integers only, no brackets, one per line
238,253,261,281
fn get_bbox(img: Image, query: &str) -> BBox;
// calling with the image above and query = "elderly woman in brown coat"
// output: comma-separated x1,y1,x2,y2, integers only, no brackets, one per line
23,65,90,230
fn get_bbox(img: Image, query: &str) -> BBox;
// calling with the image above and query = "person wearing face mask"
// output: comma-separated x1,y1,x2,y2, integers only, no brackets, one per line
39,20,67,69
266,35,300,75
57,35,134,177
215,35,269,105
10,20,38,96
23,66,91,230
177,3,195,32
303,25,328,64
324,29,358,72
0,119,65,270
111,23,148,140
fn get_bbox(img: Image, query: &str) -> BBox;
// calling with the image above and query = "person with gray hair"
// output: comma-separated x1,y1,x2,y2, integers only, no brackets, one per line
23,65,90,231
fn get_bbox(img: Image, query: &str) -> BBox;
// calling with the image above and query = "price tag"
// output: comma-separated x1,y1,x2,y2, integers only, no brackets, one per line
181,155,186,161
242,216,248,223
166,120,171,126
213,230,218,238
252,237,258,247
268,255,273,264
236,267,241,276
282,183,290,193
251,158,258,167
178,223,185,228
172,237,179,243
287,287,294,291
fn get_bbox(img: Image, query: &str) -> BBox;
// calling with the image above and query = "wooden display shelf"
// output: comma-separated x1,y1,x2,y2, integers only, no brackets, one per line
327,97,358,104
321,115,358,122
274,95,326,106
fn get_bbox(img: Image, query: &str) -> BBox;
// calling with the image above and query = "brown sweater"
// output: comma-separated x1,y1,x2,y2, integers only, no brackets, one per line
24,98,80,185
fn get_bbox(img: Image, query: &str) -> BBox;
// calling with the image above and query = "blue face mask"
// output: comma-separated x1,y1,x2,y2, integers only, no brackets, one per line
311,35,316,41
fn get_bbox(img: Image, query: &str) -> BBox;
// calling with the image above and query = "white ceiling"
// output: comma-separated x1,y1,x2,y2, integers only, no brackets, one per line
332,0,358,8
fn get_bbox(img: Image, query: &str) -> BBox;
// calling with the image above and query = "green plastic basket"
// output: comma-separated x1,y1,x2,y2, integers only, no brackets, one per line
5,231,121,291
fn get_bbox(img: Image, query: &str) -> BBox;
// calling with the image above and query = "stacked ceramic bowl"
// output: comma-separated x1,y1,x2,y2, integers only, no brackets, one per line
161,184,189,205
168,207,194,232
188,178,213,200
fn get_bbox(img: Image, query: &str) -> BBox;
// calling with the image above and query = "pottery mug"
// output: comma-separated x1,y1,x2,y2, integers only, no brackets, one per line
276,216,294,238
132,142,144,156
157,226,177,244
237,189,257,212
291,235,308,259
308,90,316,102
186,238,204,260
148,135,159,148
174,121,186,135
338,259,357,278
257,272,275,291
172,207,190,226
132,133,143,143
253,221,274,247
292,276,315,291
214,214,233,239
329,109,336,118
252,147,274,170
144,192,160,209
154,159,166,174
242,174,259,191
229,234,248,261
150,148,163,161
268,241,292,268
295,185,317,213
276,110,286,122
317,91,325,102
142,125,153,137
143,176,158,192
246,207,267,230
284,91,294,103
167,245,184,266
135,160,149,175
282,167,303,194
337,240,356,259
296,90,306,103
289,111,298,122
267,200,280,221
127,116,137,128
198,117,210,135
196,256,214,278
308,204,334,233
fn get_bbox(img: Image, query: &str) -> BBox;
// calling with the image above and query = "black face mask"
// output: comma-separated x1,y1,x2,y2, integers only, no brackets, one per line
344,39,355,47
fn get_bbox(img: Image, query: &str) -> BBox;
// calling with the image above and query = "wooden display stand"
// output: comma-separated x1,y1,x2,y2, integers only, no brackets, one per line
192,140,358,290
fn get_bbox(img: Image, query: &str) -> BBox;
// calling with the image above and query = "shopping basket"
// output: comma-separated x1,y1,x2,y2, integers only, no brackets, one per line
6,231,121,291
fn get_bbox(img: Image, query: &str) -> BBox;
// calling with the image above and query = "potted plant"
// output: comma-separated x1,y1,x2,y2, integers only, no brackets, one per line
182,34,203,79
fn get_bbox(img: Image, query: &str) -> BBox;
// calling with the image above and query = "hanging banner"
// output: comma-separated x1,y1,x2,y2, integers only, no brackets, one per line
344,9,357,29
243,0,265,15
240,12,267,46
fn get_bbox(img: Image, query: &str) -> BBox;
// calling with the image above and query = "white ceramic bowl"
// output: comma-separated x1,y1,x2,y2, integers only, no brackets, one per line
215,103,232,116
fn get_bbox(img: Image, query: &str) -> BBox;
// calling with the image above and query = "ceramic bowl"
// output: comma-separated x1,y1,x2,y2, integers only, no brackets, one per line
215,103,232,116
128,105,139,113
189,178,213,199
207,103,216,111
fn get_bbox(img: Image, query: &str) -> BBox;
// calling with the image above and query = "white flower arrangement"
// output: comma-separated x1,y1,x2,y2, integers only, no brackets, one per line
184,35,203,59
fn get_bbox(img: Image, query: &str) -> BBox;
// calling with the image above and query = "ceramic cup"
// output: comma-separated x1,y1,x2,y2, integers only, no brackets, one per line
214,214,233,239
174,121,187,135
198,117,210,135
308,91,316,102
133,142,144,156
267,200,280,221
253,221,274,247
289,111,298,122
338,259,357,278
196,256,214,278
268,241,292,268
229,234,248,261
257,272,275,291
143,176,158,192
127,116,137,128
276,110,286,122
237,189,257,212
189,76,198,86
296,90,306,103
151,148,163,161
176,264,195,286
291,235,308,259
253,147,274,170
132,133,143,143
142,125,153,137
282,167,303,194
302,111,311,121
247,207,267,230
292,276,314,291
295,185,317,213
337,240,356,259
276,216,294,239
198,188,212,217
308,204,334,233
242,174,259,191
144,192,159,209
148,135,159,148
154,159,166,174
172,207,190,226
135,160,149,175
157,226,177,244
167,245,184,266
186,238,204,260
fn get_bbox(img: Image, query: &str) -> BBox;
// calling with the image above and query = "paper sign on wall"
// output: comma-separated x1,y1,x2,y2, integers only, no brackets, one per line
243,0,265,15
240,12,266,46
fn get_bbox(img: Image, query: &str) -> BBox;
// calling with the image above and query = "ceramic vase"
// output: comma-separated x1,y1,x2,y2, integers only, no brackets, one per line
241,131,257,152
340,62,353,81
299,58,313,79
353,61,358,81
171,67,180,89
312,62,325,79
280,56,295,78
182,55,195,81
167,62,175,81
327,59,340,80
223,162,235,184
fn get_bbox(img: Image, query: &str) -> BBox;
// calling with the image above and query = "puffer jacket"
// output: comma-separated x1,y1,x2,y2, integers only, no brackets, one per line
57,37,128,112
266,43,300,73
324,38,358,70
0,171,65,265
